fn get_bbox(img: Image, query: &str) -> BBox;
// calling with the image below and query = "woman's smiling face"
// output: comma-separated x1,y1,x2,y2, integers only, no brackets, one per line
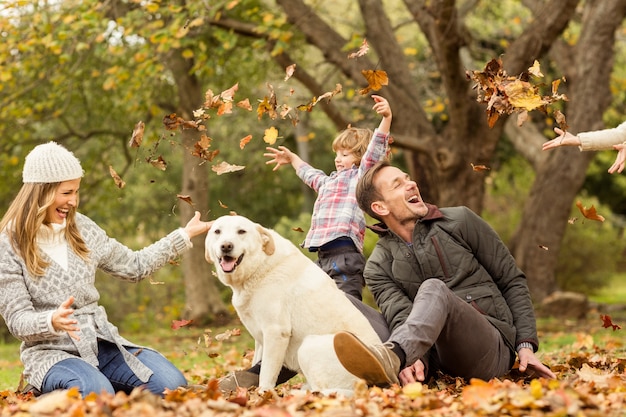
46,178,81,224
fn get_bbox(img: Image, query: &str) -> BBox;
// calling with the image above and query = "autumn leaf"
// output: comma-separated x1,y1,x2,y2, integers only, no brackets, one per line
192,134,219,161
575,200,605,222
554,109,568,131
149,155,167,171
467,57,568,128
348,39,369,59
217,100,233,116
163,113,198,130
600,314,622,331
239,134,252,149
236,98,253,111
284,64,296,81
129,120,144,148
503,79,547,111
149,276,165,285
292,227,305,233
263,126,279,145
109,165,125,189
204,89,222,109
257,84,278,120
471,163,490,172
212,161,245,175
214,328,241,341
359,69,388,95
317,83,342,103
171,319,193,330
218,200,228,208
177,194,194,206
527,59,543,77
219,83,238,102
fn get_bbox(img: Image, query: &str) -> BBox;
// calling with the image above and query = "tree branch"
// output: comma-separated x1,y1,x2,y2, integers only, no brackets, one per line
502,0,579,74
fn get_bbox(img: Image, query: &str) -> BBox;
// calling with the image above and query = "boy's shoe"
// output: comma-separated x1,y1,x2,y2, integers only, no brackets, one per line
218,370,259,394
333,331,400,386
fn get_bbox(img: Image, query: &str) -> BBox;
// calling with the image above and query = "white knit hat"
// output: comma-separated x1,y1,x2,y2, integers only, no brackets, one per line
22,141,84,183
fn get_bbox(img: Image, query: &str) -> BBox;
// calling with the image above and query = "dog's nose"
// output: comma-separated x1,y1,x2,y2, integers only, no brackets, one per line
221,242,233,253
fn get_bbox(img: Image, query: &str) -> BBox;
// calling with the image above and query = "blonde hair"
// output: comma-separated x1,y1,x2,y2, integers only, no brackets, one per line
0,182,90,277
331,127,373,166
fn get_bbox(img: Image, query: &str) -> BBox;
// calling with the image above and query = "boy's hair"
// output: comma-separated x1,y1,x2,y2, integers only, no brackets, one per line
0,182,90,277
332,127,373,166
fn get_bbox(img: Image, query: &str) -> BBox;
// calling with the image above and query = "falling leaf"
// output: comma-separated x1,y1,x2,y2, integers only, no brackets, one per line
568,217,578,224
204,89,222,109
359,69,388,95
219,83,239,102
467,57,568,128
292,227,305,233
517,110,528,127
192,134,219,161
236,98,253,111
471,163,490,172
163,113,198,131
218,200,228,208
177,194,194,206
317,83,343,103
129,121,144,148
575,200,605,222
149,155,167,171
528,60,543,77
263,126,279,145
284,64,296,81
554,110,568,131
257,84,278,120
348,39,369,59
215,328,241,341
538,245,549,251
600,314,621,331
109,165,125,189
171,319,193,330
239,134,252,149
503,79,546,111
149,276,165,285
217,100,233,116
212,161,245,175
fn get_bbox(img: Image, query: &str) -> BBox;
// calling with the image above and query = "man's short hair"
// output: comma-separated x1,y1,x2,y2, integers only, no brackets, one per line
356,160,392,221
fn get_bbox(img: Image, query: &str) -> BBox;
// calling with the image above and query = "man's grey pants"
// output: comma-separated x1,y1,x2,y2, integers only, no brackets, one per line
388,279,514,380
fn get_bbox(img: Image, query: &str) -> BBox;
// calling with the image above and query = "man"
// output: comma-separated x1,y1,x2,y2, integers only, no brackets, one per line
333,161,555,386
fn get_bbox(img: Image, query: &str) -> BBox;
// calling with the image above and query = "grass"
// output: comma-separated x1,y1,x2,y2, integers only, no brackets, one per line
0,323,256,392
589,272,626,304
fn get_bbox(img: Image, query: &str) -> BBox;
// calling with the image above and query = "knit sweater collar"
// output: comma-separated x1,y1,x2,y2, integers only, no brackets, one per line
37,220,67,246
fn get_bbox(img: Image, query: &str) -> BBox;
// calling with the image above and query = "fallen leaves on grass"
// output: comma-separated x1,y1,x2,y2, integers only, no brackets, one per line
2,343,625,416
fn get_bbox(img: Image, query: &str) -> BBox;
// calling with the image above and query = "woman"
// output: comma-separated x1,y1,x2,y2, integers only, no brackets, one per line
0,141,212,397
542,124,626,174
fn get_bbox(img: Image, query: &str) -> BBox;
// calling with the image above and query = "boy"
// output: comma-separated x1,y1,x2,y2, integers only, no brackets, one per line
264,95,392,300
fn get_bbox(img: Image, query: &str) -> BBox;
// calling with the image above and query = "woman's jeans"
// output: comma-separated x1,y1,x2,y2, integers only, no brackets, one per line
41,340,186,396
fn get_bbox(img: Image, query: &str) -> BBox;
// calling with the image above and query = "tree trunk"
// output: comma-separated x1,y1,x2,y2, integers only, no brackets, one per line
509,1,626,302
166,51,231,325
217,0,624,302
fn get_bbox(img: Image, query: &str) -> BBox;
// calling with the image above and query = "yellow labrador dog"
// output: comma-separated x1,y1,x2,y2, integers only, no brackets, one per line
205,214,382,393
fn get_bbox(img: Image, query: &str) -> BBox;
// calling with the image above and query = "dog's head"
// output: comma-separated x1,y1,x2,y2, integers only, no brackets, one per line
204,215,275,280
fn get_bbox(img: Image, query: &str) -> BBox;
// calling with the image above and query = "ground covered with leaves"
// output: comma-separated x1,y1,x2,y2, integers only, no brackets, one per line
1,313,624,416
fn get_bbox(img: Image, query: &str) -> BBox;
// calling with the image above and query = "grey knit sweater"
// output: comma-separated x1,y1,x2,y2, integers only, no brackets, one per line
0,213,191,390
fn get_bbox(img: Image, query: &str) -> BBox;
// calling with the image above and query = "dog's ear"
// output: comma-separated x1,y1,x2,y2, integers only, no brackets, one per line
257,225,275,256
